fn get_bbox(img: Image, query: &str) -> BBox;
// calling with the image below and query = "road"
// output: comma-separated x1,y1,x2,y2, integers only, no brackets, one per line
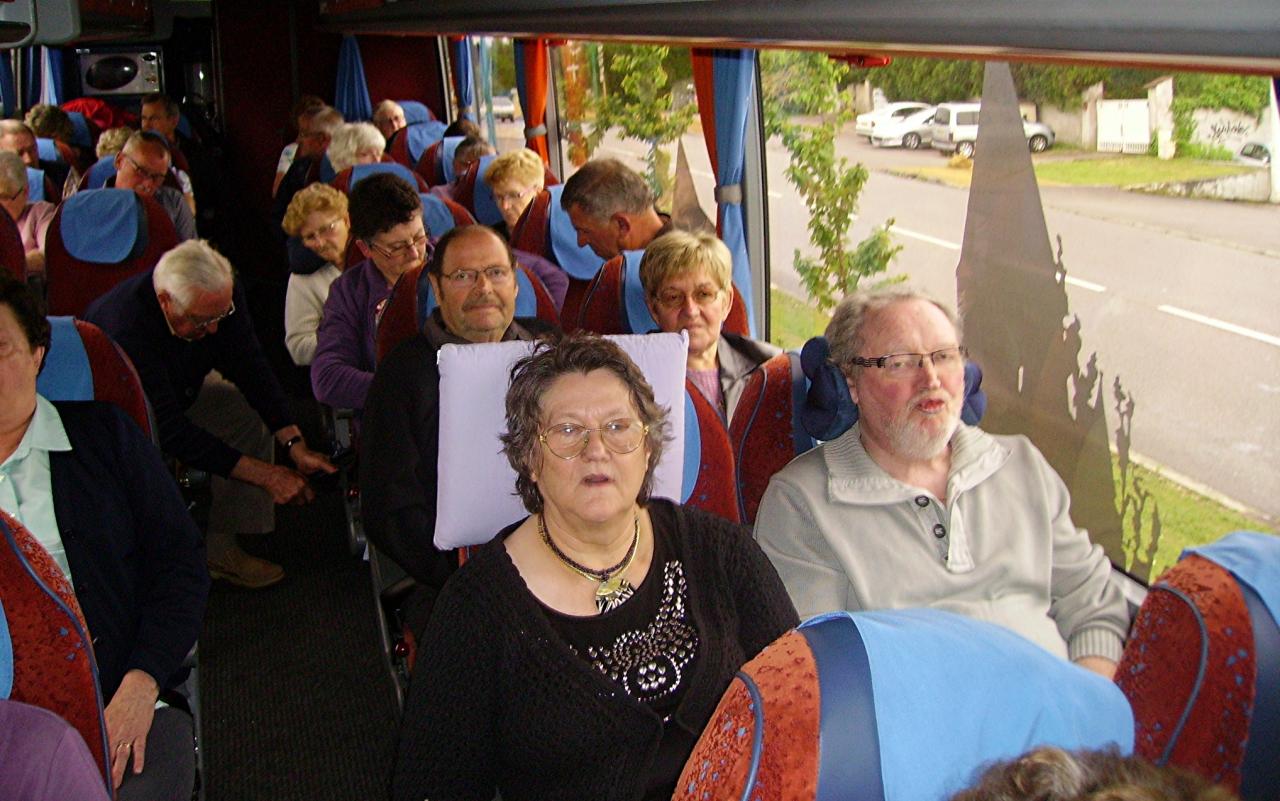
508,122,1280,520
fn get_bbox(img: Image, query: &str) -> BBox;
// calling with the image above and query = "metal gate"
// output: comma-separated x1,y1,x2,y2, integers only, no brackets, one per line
1097,99,1151,153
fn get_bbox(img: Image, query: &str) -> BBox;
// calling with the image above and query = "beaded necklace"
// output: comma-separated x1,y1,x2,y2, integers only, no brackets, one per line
539,513,639,613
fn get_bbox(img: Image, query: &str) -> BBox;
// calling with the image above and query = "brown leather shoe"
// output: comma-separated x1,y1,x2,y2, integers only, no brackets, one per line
208,553,284,589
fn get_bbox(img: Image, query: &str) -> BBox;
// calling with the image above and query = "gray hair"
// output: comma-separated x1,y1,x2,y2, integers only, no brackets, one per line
0,120,34,140
950,746,1238,801
0,151,27,195
500,333,670,514
560,158,654,221
152,240,235,310
825,287,962,378
373,99,404,123
327,122,386,173
309,107,345,139
96,126,133,159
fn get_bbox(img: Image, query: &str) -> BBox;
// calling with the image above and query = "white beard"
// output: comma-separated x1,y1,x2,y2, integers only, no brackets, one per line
882,397,961,460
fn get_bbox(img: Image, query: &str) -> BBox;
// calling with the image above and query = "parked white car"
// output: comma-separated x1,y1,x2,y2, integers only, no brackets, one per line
855,101,933,140
869,105,938,149
929,101,1056,157
1237,142,1270,166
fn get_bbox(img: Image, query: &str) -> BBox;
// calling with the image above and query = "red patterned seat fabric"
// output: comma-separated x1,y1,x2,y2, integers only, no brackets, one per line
684,381,741,523
73,319,154,441
1116,554,1255,792
674,630,820,801
0,510,110,791
729,353,804,525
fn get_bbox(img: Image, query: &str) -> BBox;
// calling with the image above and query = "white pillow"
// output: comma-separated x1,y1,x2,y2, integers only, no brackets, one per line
434,332,689,549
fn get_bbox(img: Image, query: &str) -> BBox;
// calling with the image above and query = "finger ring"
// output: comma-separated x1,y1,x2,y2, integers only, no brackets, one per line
116,742,131,751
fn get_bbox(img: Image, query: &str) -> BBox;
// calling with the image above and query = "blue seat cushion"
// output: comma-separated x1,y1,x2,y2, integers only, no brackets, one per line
547,184,606,280
400,100,433,125
36,317,94,401
440,137,465,183
58,190,145,264
470,154,502,226
420,194,458,238
66,112,94,149
84,155,117,190
405,120,447,164
25,168,45,202
350,162,419,191
621,250,657,334
680,390,701,503
0,597,11,700
415,265,539,328
36,138,62,164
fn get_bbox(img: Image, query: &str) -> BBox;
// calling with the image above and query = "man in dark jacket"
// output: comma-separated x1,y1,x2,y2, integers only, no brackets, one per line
361,225,555,634
85,240,334,588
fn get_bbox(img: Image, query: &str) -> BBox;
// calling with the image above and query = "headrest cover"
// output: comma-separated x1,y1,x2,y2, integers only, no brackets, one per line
350,162,419,191
36,317,94,401
801,609,1134,800
36,138,61,164
84,155,117,190
67,111,95,149
434,332,689,549
0,597,11,700
440,137,465,183
621,250,658,334
319,154,336,184
59,190,142,264
420,194,458,239
470,154,502,225
400,100,433,125
25,168,45,202
405,121,447,164
680,391,701,503
800,336,988,441
547,184,607,280
1184,531,1280,625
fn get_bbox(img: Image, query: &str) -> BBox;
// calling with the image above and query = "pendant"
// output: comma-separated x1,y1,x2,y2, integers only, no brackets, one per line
595,577,634,613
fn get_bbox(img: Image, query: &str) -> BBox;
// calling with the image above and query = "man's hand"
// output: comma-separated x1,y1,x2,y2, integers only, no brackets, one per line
289,441,337,476
104,670,159,789
231,456,315,504
1073,655,1118,681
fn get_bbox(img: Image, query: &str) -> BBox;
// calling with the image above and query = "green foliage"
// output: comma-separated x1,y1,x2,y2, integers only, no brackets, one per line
762,51,902,311
490,38,516,94
586,45,696,200
1175,73,1270,116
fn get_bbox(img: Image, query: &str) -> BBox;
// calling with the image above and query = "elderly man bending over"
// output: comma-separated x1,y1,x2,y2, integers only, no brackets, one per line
753,288,1127,678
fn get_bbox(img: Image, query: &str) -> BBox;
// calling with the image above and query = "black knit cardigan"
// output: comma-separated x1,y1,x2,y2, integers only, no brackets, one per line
390,498,799,801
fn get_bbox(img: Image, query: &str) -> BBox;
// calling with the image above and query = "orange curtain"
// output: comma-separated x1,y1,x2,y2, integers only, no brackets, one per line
690,50,718,180
519,39,550,163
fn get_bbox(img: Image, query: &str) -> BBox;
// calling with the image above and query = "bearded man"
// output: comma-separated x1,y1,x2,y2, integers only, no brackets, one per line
753,288,1128,679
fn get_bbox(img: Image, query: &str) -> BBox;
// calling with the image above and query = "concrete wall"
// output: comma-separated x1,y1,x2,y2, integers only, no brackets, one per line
1191,107,1271,155
1040,104,1084,146
1139,169,1271,201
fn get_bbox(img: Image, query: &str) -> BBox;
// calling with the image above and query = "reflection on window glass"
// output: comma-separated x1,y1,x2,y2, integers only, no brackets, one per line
760,52,1278,580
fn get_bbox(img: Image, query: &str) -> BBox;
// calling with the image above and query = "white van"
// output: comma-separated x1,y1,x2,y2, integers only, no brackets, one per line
930,101,1055,157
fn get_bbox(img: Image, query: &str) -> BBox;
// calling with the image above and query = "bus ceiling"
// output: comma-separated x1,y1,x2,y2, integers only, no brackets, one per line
318,0,1280,74
0,0,186,49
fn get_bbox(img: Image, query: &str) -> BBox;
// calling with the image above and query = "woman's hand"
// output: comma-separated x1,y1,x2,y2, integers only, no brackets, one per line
104,669,159,788
1073,655,1117,681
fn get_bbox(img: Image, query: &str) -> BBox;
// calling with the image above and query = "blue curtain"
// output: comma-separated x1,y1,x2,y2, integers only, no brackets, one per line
335,35,373,122
450,37,474,120
0,54,16,118
513,43,528,120
478,37,497,146
39,48,64,106
708,50,758,336
22,48,39,109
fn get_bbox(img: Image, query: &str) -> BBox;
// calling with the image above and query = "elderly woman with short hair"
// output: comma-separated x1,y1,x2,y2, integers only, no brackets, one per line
0,151,56,277
280,183,349,365
391,333,798,801
326,122,386,174
483,147,545,238
640,229,779,425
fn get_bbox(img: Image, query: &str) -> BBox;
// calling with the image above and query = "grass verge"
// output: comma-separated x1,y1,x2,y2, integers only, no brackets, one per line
893,156,1258,189
768,287,831,350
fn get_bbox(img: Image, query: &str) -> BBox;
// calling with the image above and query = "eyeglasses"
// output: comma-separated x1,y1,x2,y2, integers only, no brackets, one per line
493,186,535,205
301,218,344,244
655,286,722,311
0,185,24,202
441,265,514,287
366,231,429,261
539,419,649,460
188,300,236,331
851,346,967,378
122,153,168,185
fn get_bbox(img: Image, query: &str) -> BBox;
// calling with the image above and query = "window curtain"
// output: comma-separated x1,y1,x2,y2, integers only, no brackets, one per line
335,35,373,122
692,48,757,336
38,47,64,106
513,38,550,164
0,54,16,118
22,48,39,109
449,36,474,121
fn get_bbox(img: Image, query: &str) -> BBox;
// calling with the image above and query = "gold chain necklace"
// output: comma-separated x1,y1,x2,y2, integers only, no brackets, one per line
539,513,639,613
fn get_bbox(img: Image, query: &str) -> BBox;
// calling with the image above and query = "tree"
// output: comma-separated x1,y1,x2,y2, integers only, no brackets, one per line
761,51,901,311
586,45,696,203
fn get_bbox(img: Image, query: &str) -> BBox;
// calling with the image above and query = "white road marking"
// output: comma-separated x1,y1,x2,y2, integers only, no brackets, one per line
1158,305,1280,348
1063,275,1107,293
888,224,960,251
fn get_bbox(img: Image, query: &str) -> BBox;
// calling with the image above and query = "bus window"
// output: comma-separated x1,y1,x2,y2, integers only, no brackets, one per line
759,51,1278,582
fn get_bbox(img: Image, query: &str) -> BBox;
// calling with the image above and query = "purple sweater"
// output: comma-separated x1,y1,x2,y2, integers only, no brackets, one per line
311,259,393,411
